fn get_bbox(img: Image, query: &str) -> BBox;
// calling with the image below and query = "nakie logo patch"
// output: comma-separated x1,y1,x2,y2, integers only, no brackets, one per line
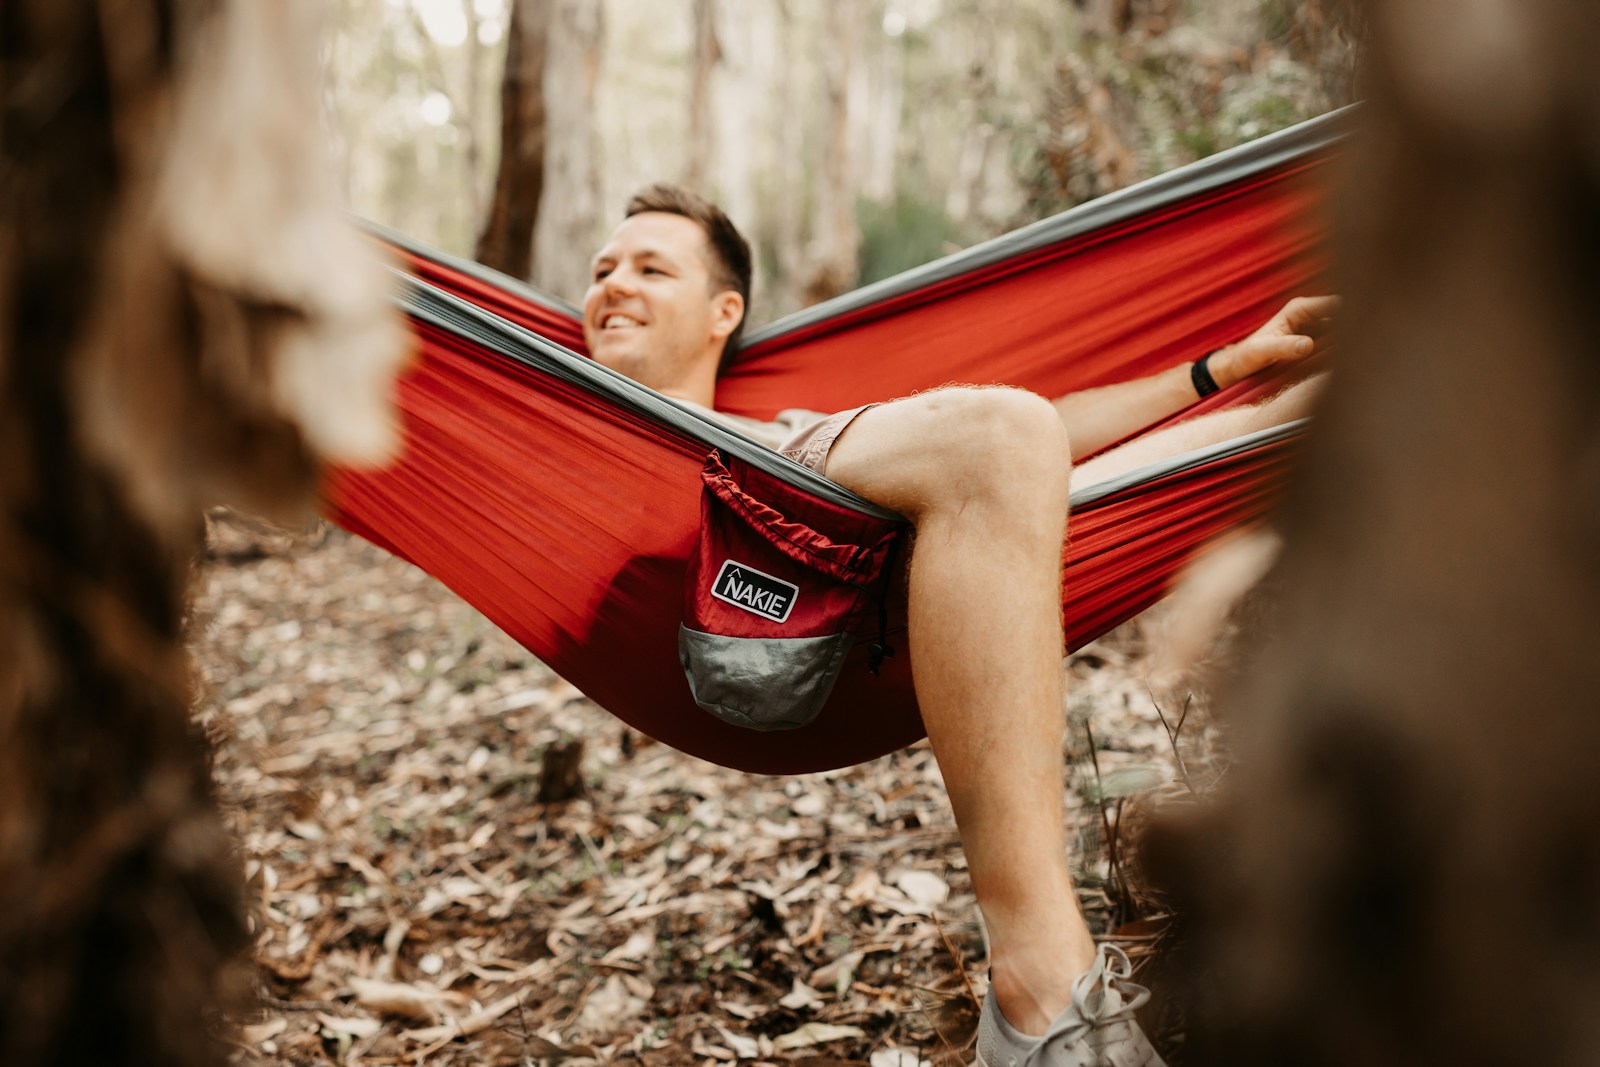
711,560,799,624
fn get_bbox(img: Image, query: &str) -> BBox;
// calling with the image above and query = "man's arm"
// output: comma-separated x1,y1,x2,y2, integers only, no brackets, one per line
1050,295,1339,457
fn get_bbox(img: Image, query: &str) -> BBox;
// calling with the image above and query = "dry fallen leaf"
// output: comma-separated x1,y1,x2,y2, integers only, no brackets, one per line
895,870,950,909
240,1018,287,1045
600,927,656,963
791,792,827,817
714,1025,761,1059
772,1021,867,1051
348,976,448,1022
690,1033,737,1061
576,974,648,1034
812,950,864,995
778,977,823,1011
317,1012,382,1038
286,818,324,841
845,868,882,904
401,993,522,1044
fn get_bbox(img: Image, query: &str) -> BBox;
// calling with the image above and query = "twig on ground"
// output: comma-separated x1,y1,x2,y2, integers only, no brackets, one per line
1149,690,1195,795
930,912,980,1011
1083,722,1130,921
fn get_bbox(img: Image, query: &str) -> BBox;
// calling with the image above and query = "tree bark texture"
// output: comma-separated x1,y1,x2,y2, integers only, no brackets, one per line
858,0,903,205
765,0,805,315
684,0,722,194
532,0,604,302
1151,2,1600,1063
476,0,549,279
0,3,402,1063
802,0,862,307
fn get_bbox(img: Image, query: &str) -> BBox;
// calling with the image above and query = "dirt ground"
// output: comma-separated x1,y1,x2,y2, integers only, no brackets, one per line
195,513,1221,1066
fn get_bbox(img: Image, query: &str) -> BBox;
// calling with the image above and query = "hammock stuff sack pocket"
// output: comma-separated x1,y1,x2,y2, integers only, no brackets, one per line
679,450,905,731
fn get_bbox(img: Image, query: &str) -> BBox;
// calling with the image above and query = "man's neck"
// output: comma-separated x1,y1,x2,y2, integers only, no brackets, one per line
657,364,718,411
660,387,709,407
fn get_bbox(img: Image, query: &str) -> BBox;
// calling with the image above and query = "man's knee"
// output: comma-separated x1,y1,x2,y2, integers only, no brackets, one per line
916,387,1071,496
826,386,1070,517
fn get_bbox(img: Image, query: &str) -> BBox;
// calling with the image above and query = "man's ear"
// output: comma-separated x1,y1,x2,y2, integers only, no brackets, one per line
708,290,745,341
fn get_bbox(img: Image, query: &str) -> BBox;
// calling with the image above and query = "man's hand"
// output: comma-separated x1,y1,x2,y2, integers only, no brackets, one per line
1208,295,1339,390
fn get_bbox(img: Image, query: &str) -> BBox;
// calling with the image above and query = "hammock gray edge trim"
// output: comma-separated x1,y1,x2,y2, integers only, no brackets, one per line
397,272,905,523
398,270,1305,526
741,106,1356,349
361,217,585,319
1067,419,1308,511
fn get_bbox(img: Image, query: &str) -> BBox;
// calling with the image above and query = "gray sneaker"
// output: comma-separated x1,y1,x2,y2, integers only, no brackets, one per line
974,943,1168,1067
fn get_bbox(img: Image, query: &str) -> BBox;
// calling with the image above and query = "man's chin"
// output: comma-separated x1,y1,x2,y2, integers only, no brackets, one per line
587,336,649,377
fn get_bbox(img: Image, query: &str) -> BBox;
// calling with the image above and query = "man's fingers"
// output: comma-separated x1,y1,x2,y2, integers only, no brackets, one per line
1281,294,1341,334
1223,333,1315,384
1267,334,1314,361
1245,333,1313,362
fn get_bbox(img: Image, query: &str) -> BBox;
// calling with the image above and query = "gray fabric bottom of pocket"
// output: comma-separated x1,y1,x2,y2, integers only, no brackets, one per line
677,625,855,731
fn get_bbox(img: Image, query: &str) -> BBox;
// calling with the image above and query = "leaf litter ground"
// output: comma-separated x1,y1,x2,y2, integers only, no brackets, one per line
195,515,1221,1066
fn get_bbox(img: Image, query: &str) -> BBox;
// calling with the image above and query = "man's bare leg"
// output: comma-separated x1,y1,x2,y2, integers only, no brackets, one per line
821,386,1089,1035
1069,373,1326,491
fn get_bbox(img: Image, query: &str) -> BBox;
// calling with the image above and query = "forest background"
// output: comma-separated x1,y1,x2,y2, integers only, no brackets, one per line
328,0,1356,317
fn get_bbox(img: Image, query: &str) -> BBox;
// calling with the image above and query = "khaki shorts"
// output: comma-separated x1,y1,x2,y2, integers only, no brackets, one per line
777,404,877,475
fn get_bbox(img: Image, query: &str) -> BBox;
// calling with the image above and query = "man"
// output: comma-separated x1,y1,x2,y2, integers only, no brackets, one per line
584,184,1330,1066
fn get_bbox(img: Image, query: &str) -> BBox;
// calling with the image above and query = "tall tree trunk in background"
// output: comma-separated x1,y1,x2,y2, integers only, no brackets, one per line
476,0,549,278
684,0,721,193
0,3,403,1063
533,0,604,302
767,0,806,315
461,0,486,225
802,0,861,306
859,0,903,204
1153,2,1600,1063
707,0,764,313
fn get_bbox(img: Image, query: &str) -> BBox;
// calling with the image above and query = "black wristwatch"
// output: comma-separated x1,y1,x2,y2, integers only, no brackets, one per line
1191,349,1223,398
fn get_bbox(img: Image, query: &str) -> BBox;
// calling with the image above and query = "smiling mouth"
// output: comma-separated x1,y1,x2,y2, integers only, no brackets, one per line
601,314,644,330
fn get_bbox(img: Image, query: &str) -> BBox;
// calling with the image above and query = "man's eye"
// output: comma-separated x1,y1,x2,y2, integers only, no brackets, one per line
593,268,611,281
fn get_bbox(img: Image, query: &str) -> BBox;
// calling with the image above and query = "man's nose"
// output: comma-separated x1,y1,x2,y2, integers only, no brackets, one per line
602,266,639,297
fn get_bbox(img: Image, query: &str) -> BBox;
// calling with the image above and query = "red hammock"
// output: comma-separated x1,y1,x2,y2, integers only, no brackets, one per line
329,111,1346,774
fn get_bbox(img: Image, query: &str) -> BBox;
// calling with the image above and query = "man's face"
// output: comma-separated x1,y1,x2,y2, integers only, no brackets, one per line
582,212,738,394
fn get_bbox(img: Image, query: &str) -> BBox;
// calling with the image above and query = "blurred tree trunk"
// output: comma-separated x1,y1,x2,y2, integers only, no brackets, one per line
532,0,604,301
684,0,721,193
712,1,759,270
476,0,549,278
859,0,903,204
0,3,402,1063
802,0,862,306
461,0,487,224
767,0,805,315
1154,2,1600,1064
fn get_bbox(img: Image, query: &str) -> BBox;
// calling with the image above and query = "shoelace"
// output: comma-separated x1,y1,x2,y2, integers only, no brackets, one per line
1023,944,1152,1064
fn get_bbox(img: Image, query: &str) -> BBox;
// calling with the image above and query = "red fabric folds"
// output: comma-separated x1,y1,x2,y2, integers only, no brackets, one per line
699,453,900,587
718,161,1331,419
391,246,589,352
326,141,1333,774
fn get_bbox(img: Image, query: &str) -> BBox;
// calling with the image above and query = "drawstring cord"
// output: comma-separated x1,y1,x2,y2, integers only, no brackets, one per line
867,533,902,676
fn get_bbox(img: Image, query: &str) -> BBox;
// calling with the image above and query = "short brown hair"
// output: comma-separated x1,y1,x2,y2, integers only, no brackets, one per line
625,183,753,363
